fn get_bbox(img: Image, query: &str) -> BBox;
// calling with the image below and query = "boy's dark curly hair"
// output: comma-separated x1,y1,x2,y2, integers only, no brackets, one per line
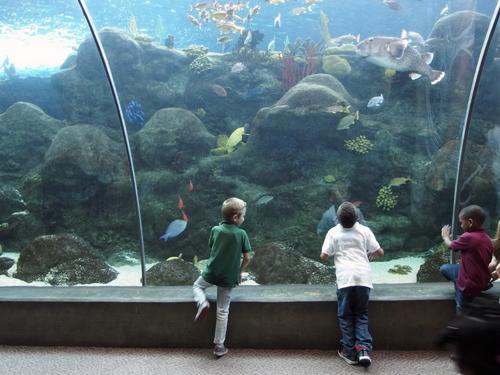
337,202,357,228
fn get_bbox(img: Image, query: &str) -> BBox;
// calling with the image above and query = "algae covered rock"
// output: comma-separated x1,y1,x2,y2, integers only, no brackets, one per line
41,124,129,203
133,107,215,171
16,233,108,283
247,242,336,284
145,257,200,286
44,257,118,286
0,102,64,178
322,55,352,76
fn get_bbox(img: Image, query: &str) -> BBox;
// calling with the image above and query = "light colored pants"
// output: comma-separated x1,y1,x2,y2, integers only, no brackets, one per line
193,276,233,345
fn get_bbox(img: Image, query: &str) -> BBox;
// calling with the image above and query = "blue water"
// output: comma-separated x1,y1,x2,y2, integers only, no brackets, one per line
0,0,496,78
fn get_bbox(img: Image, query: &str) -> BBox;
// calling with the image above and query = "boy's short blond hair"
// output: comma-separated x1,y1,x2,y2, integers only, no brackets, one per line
221,197,247,221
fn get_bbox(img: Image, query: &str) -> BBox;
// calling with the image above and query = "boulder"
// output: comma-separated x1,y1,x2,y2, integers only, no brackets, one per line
133,108,215,171
0,257,15,274
16,233,106,283
247,242,336,284
40,124,129,204
0,102,64,179
0,186,26,221
44,257,118,286
145,258,200,286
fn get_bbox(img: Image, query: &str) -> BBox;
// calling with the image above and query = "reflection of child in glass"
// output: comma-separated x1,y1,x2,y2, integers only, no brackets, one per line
440,205,493,313
320,202,384,367
192,197,251,358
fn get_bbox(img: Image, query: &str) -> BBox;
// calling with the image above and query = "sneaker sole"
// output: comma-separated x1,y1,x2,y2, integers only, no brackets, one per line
338,351,357,365
214,349,228,358
194,304,209,322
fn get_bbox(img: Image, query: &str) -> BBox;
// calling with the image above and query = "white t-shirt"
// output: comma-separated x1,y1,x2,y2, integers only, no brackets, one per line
321,222,380,289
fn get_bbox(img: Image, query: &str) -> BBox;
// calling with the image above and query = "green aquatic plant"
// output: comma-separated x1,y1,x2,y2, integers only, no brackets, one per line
189,55,212,74
388,264,413,275
344,136,373,154
376,185,398,211
183,44,209,59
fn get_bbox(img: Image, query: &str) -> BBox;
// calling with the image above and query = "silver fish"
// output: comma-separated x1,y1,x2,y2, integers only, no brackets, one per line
357,36,445,85
367,94,384,108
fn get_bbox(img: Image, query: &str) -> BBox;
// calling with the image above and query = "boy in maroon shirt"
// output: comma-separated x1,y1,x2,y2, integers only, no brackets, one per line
440,205,493,313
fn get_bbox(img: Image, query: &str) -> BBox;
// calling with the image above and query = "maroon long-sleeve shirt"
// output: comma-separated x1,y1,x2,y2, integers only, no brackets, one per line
451,229,493,296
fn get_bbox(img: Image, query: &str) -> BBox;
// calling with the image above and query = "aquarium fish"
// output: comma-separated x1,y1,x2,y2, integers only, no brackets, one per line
217,35,232,44
274,13,281,28
383,0,401,10
160,210,188,241
440,4,449,17
243,30,252,45
188,179,194,193
217,21,245,34
248,5,261,17
305,0,323,4
401,30,425,45
317,205,337,235
290,6,312,16
231,62,247,73
357,37,445,85
332,34,360,46
267,37,276,52
178,194,184,210
190,2,211,11
210,83,227,97
124,100,145,127
255,194,274,206
337,112,358,130
187,15,202,29
367,94,384,108
266,0,287,4
389,177,411,186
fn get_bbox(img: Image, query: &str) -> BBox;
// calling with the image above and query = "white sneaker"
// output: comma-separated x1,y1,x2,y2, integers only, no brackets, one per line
194,301,209,322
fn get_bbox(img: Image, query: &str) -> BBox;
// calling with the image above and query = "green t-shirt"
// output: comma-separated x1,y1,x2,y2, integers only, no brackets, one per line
202,221,251,288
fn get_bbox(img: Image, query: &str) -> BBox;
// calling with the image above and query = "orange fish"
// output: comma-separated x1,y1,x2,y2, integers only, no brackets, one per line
210,84,227,97
178,194,184,210
188,179,194,193
181,209,189,222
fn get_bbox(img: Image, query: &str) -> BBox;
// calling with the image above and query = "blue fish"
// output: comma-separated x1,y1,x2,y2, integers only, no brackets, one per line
160,219,187,241
125,100,145,127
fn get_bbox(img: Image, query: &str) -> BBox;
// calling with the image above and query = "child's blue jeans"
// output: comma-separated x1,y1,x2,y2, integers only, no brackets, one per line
440,263,471,313
336,286,372,356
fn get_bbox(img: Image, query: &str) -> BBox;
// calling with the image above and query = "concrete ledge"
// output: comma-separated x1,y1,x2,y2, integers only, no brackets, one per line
0,283,497,349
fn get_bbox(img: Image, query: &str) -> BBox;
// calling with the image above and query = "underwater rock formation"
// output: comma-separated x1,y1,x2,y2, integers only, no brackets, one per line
44,257,118,286
145,257,199,286
16,233,115,284
0,102,64,181
41,124,129,204
133,107,215,171
247,242,336,284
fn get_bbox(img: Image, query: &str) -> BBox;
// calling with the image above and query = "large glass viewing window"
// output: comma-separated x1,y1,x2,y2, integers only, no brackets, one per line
0,0,498,288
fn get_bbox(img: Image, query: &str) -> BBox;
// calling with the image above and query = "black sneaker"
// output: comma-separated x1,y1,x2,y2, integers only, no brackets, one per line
338,350,357,365
357,349,372,367
213,344,228,358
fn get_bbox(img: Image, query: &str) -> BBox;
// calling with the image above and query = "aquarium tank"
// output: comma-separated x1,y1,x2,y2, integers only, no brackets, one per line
0,0,498,287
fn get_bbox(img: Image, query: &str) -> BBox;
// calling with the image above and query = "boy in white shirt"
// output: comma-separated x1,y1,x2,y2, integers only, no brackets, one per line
320,202,384,367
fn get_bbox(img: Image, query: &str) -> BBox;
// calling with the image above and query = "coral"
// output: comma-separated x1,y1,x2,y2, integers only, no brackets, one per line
322,55,351,76
344,136,373,154
189,55,212,74
183,44,209,59
388,264,413,275
375,185,398,211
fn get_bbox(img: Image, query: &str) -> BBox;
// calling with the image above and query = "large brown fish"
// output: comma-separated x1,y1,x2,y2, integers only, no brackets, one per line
357,36,445,85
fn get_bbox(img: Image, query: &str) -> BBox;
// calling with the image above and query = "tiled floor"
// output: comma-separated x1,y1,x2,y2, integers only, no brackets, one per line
0,346,459,375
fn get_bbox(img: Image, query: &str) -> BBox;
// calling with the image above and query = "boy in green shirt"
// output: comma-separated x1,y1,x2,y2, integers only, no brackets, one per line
193,197,251,357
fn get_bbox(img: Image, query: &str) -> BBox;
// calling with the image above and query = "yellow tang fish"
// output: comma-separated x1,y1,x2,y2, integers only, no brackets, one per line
226,127,245,152
389,177,412,186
